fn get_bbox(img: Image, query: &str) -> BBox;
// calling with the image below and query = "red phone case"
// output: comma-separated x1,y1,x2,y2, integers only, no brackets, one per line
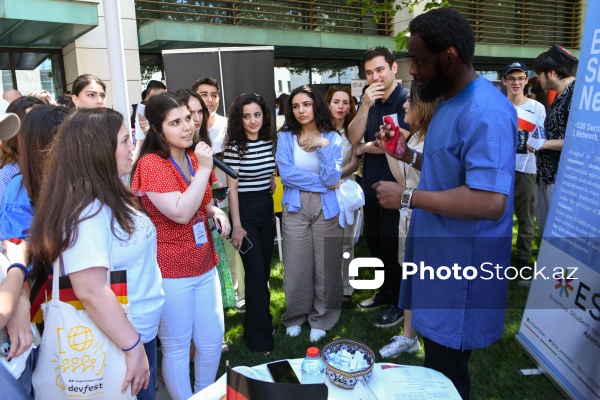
383,115,400,153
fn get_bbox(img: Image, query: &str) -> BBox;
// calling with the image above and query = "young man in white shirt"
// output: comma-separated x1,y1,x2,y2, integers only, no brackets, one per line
192,77,246,318
501,62,546,270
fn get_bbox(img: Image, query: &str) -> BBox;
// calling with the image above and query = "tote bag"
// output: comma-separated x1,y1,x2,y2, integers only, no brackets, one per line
32,257,134,400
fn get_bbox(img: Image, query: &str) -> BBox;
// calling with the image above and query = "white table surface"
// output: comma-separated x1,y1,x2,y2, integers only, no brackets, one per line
192,359,462,400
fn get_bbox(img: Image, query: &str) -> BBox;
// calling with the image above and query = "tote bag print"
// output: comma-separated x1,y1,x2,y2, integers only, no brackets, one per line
33,267,134,399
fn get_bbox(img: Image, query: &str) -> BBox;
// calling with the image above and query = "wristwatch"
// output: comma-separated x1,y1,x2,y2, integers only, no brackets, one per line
401,188,415,209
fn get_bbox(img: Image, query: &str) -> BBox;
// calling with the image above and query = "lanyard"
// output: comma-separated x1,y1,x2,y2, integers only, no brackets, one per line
169,154,195,185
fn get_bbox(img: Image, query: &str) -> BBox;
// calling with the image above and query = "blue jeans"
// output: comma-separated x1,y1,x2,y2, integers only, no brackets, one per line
136,337,157,400
16,353,33,399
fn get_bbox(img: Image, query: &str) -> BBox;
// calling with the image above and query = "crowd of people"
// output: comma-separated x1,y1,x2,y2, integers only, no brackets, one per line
0,7,578,400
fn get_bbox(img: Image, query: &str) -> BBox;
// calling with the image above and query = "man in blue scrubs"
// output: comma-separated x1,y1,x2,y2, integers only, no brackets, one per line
374,8,517,399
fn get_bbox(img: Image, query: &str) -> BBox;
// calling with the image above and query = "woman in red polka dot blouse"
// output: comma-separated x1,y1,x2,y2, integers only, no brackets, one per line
131,92,231,399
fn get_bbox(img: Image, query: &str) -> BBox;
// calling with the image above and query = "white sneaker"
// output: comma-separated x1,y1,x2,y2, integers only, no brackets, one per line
379,335,420,358
310,329,326,342
286,326,301,337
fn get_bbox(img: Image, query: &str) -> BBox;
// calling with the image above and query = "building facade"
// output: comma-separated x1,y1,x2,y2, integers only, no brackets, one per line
0,0,587,107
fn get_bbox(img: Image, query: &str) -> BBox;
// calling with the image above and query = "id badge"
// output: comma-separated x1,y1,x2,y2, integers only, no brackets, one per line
192,216,208,247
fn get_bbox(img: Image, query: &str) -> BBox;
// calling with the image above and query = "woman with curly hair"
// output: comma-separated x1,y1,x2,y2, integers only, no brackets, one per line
0,96,44,200
223,92,276,354
277,85,343,342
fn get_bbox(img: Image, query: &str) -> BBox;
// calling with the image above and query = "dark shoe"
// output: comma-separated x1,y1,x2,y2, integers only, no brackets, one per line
373,306,404,328
358,291,386,309
342,295,352,304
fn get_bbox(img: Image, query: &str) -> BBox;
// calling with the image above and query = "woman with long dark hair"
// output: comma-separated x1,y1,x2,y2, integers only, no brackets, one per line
0,105,68,397
174,89,210,144
325,86,360,301
0,96,44,200
29,108,164,398
1,104,68,238
379,86,438,358
277,85,343,342
223,92,276,354
131,92,230,399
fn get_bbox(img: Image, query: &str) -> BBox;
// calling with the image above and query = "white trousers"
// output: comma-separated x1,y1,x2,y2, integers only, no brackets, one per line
159,268,224,399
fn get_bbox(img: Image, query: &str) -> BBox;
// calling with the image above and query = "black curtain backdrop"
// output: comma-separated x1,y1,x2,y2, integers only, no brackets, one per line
162,47,275,117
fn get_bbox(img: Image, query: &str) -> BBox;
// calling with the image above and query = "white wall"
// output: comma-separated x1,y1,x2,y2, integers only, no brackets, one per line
61,0,142,107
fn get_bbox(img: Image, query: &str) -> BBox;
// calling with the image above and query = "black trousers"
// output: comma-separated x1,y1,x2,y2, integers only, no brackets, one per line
238,189,276,352
363,194,401,305
424,336,472,400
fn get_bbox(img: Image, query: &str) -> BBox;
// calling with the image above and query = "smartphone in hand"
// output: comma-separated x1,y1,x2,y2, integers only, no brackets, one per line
212,187,229,201
383,114,400,153
214,220,254,254
237,235,253,254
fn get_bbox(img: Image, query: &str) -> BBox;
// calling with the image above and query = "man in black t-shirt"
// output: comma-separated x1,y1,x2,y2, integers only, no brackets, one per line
348,46,409,328
529,44,578,236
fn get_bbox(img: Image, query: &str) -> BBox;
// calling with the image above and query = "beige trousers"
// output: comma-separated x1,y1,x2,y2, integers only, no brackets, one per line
281,191,344,331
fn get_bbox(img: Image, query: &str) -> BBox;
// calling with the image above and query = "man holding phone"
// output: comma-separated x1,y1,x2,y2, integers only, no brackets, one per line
501,61,546,271
348,46,409,328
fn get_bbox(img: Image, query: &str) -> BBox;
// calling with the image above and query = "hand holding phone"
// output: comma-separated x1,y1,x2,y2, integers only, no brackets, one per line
235,235,253,255
212,187,229,201
383,115,400,153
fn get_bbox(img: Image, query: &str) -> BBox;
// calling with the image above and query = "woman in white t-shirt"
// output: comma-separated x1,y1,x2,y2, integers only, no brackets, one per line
379,86,437,359
276,85,343,343
325,86,360,301
29,108,164,399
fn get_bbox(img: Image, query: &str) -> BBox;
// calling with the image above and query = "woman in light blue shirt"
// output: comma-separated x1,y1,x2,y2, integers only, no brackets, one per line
276,85,343,343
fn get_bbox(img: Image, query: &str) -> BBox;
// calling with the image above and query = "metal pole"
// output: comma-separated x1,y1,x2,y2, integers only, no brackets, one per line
104,0,131,129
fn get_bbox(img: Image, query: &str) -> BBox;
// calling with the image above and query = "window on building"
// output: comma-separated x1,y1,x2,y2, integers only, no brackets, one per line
0,50,65,99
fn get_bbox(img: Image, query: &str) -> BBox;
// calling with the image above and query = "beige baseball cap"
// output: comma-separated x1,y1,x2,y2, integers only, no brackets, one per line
0,113,20,141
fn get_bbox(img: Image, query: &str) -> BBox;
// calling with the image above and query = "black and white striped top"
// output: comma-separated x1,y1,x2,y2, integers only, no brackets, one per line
223,140,276,192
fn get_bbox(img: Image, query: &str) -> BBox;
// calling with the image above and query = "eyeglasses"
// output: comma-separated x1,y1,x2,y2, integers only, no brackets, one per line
506,77,527,83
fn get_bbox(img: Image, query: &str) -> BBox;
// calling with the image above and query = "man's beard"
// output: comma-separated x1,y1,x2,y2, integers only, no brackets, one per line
420,61,450,103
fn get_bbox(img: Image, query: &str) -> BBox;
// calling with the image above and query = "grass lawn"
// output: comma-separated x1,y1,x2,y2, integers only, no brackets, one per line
216,217,565,400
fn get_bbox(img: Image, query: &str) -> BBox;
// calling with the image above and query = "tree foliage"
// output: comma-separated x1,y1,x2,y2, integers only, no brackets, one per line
351,0,449,51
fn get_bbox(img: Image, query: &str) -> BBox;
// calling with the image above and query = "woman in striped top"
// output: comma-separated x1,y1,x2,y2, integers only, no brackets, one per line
223,93,277,354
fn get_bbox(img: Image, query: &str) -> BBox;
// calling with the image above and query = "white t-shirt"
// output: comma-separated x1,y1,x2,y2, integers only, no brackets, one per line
61,201,164,343
293,136,320,174
209,114,228,153
515,98,546,174
134,103,147,142
340,130,354,169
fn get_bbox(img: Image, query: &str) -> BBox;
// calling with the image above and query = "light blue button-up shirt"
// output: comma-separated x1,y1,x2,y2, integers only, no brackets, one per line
276,130,342,220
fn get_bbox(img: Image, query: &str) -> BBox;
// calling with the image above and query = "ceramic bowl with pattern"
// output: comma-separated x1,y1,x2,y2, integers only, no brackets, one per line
321,339,375,389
